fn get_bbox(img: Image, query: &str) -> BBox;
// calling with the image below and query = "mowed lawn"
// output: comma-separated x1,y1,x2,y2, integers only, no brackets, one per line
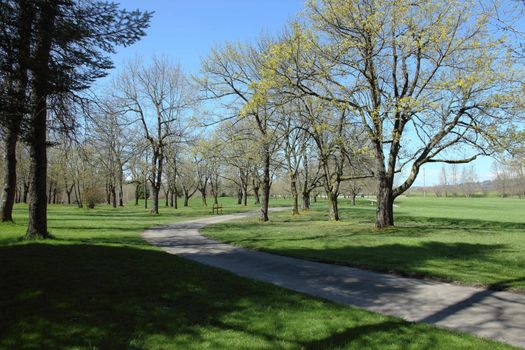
203,196,525,293
0,199,515,349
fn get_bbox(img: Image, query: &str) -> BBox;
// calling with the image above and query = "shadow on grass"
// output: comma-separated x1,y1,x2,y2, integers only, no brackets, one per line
0,244,246,349
329,205,525,232
260,241,514,288
0,243,295,349
0,243,511,350
394,214,525,232
300,320,429,350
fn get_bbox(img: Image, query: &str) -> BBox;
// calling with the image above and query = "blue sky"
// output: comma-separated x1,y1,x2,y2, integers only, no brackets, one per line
108,0,304,74
104,0,496,186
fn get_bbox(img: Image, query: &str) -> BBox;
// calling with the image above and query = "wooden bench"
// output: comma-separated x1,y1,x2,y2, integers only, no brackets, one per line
211,203,223,215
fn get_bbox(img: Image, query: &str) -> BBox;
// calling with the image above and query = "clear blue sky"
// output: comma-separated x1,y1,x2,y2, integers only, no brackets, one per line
107,0,304,74
104,0,495,186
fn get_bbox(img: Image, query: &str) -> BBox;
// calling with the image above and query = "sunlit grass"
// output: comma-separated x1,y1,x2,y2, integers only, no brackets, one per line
203,196,525,292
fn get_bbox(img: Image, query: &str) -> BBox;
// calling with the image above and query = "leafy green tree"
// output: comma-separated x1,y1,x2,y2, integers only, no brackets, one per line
199,40,281,221
257,0,522,228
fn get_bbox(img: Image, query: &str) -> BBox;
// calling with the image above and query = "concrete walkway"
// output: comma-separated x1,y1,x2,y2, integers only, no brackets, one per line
142,210,525,348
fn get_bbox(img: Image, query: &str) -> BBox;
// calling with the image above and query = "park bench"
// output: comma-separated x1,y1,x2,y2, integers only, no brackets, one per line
211,203,223,215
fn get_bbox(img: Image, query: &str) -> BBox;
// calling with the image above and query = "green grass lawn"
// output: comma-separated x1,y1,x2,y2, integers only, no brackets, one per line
0,197,515,349
203,196,525,293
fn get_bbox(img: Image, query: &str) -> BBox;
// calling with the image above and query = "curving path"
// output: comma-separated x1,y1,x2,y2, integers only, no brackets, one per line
142,209,525,348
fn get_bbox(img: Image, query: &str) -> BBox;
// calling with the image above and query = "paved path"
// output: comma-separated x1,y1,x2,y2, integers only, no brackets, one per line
142,210,525,348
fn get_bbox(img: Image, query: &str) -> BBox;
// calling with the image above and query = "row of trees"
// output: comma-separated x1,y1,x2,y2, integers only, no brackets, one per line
492,159,525,198
416,159,525,198
1,0,524,237
435,165,481,198
199,0,523,227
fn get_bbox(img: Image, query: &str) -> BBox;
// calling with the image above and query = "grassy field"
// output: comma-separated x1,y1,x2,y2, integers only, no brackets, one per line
0,198,514,349
203,196,525,293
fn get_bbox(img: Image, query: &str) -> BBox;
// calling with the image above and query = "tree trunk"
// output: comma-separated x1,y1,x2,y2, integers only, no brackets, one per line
253,186,260,204
105,182,110,205
301,191,310,210
144,180,148,209
376,176,394,228
260,152,270,221
74,183,83,208
174,187,178,209
151,187,159,214
290,175,299,215
170,190,174,207
118,169,124,207
242,185,248,206
150,151,163,214
47,182,53,204
327,191,339,221
165,189,169,207
237,189,242,205
15,186,21,204
183,192,189,207
1,133,18,222
111,186,117,208
22,182,29,204
351,194,356,206
65,183,73,205
2,0,32,221
200,190,207,207
26,99,50,238
134,183,140,206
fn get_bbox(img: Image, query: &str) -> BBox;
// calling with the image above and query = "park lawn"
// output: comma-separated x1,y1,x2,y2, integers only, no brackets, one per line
203,196,525,293
0,200,515,349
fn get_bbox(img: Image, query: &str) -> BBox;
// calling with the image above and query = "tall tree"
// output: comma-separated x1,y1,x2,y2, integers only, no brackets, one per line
217,119,259,206
0,0,34,222
199,40,280,221
14,0,151,238
116,56,194,214
257,1,521,228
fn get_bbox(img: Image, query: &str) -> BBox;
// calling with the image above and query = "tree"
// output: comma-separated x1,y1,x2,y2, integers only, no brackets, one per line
0,0,33,222
190,137,228,206
199,40,281,221
4,1,151,238
461,165,478,198
289,97,372,221
497,130,525,197
87,98,133,208
218,119,262,206
193,152,210,207
493,160,511,197
15,143,30,204
438,166,448,198
164,139,182,209
177,157,198,207
280,106,309,215
257,1,521,228
297,139,322,210
116,56,195,214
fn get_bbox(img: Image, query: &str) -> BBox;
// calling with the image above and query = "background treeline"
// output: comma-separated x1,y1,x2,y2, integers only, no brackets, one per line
410,160,525,198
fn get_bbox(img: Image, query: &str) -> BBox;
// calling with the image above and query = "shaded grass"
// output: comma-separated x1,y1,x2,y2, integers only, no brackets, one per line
203,196,525,292
0,198,516,349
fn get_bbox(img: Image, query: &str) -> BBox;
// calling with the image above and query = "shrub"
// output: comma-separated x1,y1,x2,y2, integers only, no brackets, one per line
83,187,105,209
